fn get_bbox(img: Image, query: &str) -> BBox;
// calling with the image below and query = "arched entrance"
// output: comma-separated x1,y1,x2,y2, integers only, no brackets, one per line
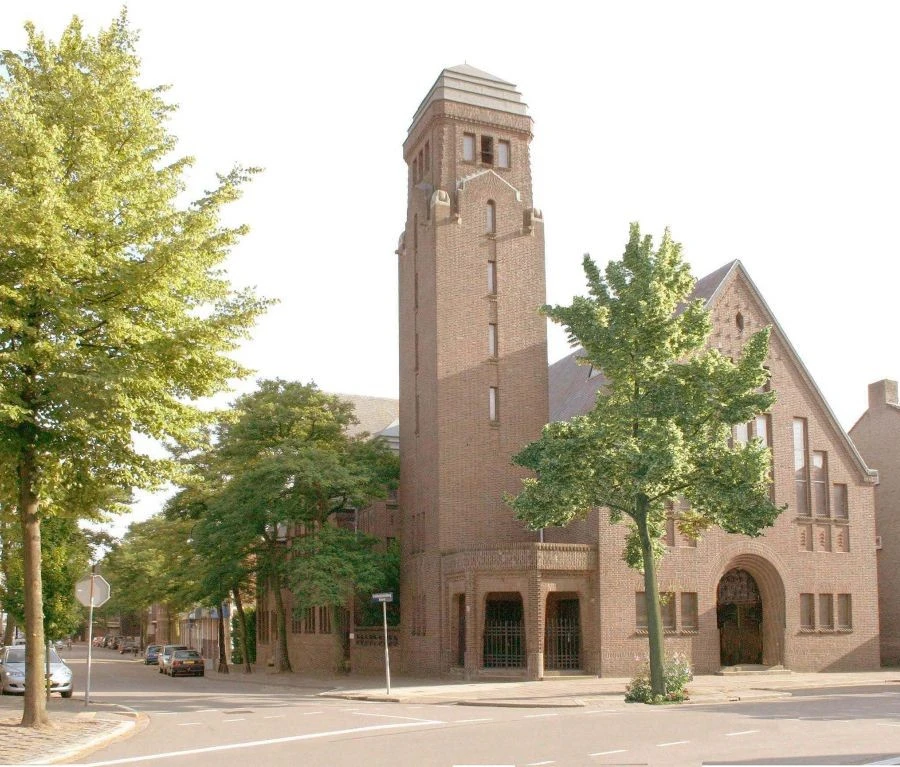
717,568,763,666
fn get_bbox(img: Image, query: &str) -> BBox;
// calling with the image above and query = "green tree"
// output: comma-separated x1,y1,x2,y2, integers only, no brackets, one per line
0,14,267,726
189,381,399,673
508,224,783,700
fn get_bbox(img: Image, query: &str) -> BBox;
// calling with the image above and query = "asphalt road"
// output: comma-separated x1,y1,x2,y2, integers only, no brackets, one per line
21,647,900,767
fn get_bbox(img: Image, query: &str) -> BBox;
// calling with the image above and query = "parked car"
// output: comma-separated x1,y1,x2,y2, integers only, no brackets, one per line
0,645,73,698
119,640,139,655
158,644,188,674
144,644,162,665
167,649,205,677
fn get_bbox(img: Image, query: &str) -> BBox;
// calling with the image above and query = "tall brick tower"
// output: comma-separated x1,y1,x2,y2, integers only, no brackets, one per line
398,65,549,674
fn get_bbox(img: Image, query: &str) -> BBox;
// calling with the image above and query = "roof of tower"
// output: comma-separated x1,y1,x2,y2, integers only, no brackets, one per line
409,64,529,132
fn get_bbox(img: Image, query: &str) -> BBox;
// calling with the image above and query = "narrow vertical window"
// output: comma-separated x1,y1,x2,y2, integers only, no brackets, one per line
832,483,848,519
424,141,430,172
489,386,498,421
837,594,852,630
481,135,493,164
417,149,424,181
812,451,829,517
819,594,834,630
732,421,749,446
463,133,475,162
413,214,418,252
665,514,676,547
412,157,418,182
800,593,815,630
487,260,497,293
497,140,510,168
415,394,420,435
486,201,496,234
681,593,698,631
793,418,810,516
488,323,498,357
414,332,419,371
661,593,676,631
635,592,648,631
414,272,419,309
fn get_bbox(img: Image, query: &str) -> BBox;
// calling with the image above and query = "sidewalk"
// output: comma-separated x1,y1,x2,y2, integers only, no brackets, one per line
1,665,898,764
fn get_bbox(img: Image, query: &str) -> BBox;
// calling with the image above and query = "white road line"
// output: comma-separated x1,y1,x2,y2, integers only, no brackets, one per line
877,723,900,727
80,721,445,766
351,712,446,723
526,761,555,765
866,757,900,765
222,718,246,722
725,730,759,736
194,709,219,713
302,711,324,715
589,750,627,757
657,740,690,747
262,715,285,719
455,718,494,723
524,713,558,719
175,723,201,727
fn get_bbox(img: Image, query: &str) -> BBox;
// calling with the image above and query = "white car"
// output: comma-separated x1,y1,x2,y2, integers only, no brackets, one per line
0,645,73,698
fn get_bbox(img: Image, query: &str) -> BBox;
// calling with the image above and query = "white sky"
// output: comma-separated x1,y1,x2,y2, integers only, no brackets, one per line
3,2,898,536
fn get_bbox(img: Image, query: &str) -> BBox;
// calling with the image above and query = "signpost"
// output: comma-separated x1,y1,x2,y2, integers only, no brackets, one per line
75,573,110,706
371,592,393,695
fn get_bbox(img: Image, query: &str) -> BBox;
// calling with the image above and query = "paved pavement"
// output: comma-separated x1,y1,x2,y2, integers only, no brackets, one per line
1,661,898,764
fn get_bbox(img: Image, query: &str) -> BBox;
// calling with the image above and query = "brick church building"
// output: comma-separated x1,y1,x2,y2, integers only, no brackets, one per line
256,65,882,678
395,65,881,678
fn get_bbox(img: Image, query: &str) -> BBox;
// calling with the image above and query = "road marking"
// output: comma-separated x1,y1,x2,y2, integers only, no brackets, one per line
352,712,446,723
725,730,759,736
455,718,493,723
589,750,627,757
527,761,555,765
194,708,219,713
176,723,201,727
80,721,445,766
524,713,558,719
302,711,324,715
222,718,246,722
877,723,900,727
657,740,690,747
262,715,285,719
866,757,900,765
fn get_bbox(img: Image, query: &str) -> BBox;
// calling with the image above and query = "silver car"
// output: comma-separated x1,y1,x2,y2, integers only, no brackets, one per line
0,646,74,698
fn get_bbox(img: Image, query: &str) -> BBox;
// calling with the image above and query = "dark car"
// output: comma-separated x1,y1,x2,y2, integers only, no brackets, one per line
144,644,162,665
158,644,188,674
168,649,205,677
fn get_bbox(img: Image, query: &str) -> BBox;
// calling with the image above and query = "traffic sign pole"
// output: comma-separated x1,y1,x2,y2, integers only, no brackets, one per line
85,574,94,707
371,592,393,695
382,600,391,696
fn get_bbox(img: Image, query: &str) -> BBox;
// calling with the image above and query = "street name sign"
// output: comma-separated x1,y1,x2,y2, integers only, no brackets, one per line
371,592,393,603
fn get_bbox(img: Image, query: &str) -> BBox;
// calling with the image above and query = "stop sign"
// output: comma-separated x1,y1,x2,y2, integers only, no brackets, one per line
75,574,111,607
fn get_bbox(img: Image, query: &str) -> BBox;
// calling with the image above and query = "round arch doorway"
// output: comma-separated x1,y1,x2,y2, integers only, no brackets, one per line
717,568,763,666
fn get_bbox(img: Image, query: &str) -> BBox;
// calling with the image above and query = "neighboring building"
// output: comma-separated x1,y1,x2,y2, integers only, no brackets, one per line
254,394,399,672
395,65,881,678
849,380,900,664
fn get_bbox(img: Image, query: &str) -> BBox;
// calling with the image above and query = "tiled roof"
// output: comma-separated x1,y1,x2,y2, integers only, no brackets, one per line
548,261,738,421
336,394,399,438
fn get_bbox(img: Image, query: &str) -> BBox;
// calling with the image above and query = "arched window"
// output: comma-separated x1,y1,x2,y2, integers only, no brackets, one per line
486,201,496,234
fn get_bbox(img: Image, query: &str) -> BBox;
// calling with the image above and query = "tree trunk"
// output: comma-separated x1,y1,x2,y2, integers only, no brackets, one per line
217,601,229,674
636,495,666,699
232,586,252,673
18,449,50,728
272,574,292,673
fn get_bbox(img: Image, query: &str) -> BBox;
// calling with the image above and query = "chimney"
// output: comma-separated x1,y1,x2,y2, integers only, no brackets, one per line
869,379,899,410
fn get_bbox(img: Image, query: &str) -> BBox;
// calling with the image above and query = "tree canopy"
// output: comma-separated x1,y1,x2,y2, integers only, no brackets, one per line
179,380,399,672
0,13,267,726
508,224,783,699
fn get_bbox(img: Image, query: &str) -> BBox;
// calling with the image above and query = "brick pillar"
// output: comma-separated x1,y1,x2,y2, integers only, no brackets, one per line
464,570,477,679
526,568,544,680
